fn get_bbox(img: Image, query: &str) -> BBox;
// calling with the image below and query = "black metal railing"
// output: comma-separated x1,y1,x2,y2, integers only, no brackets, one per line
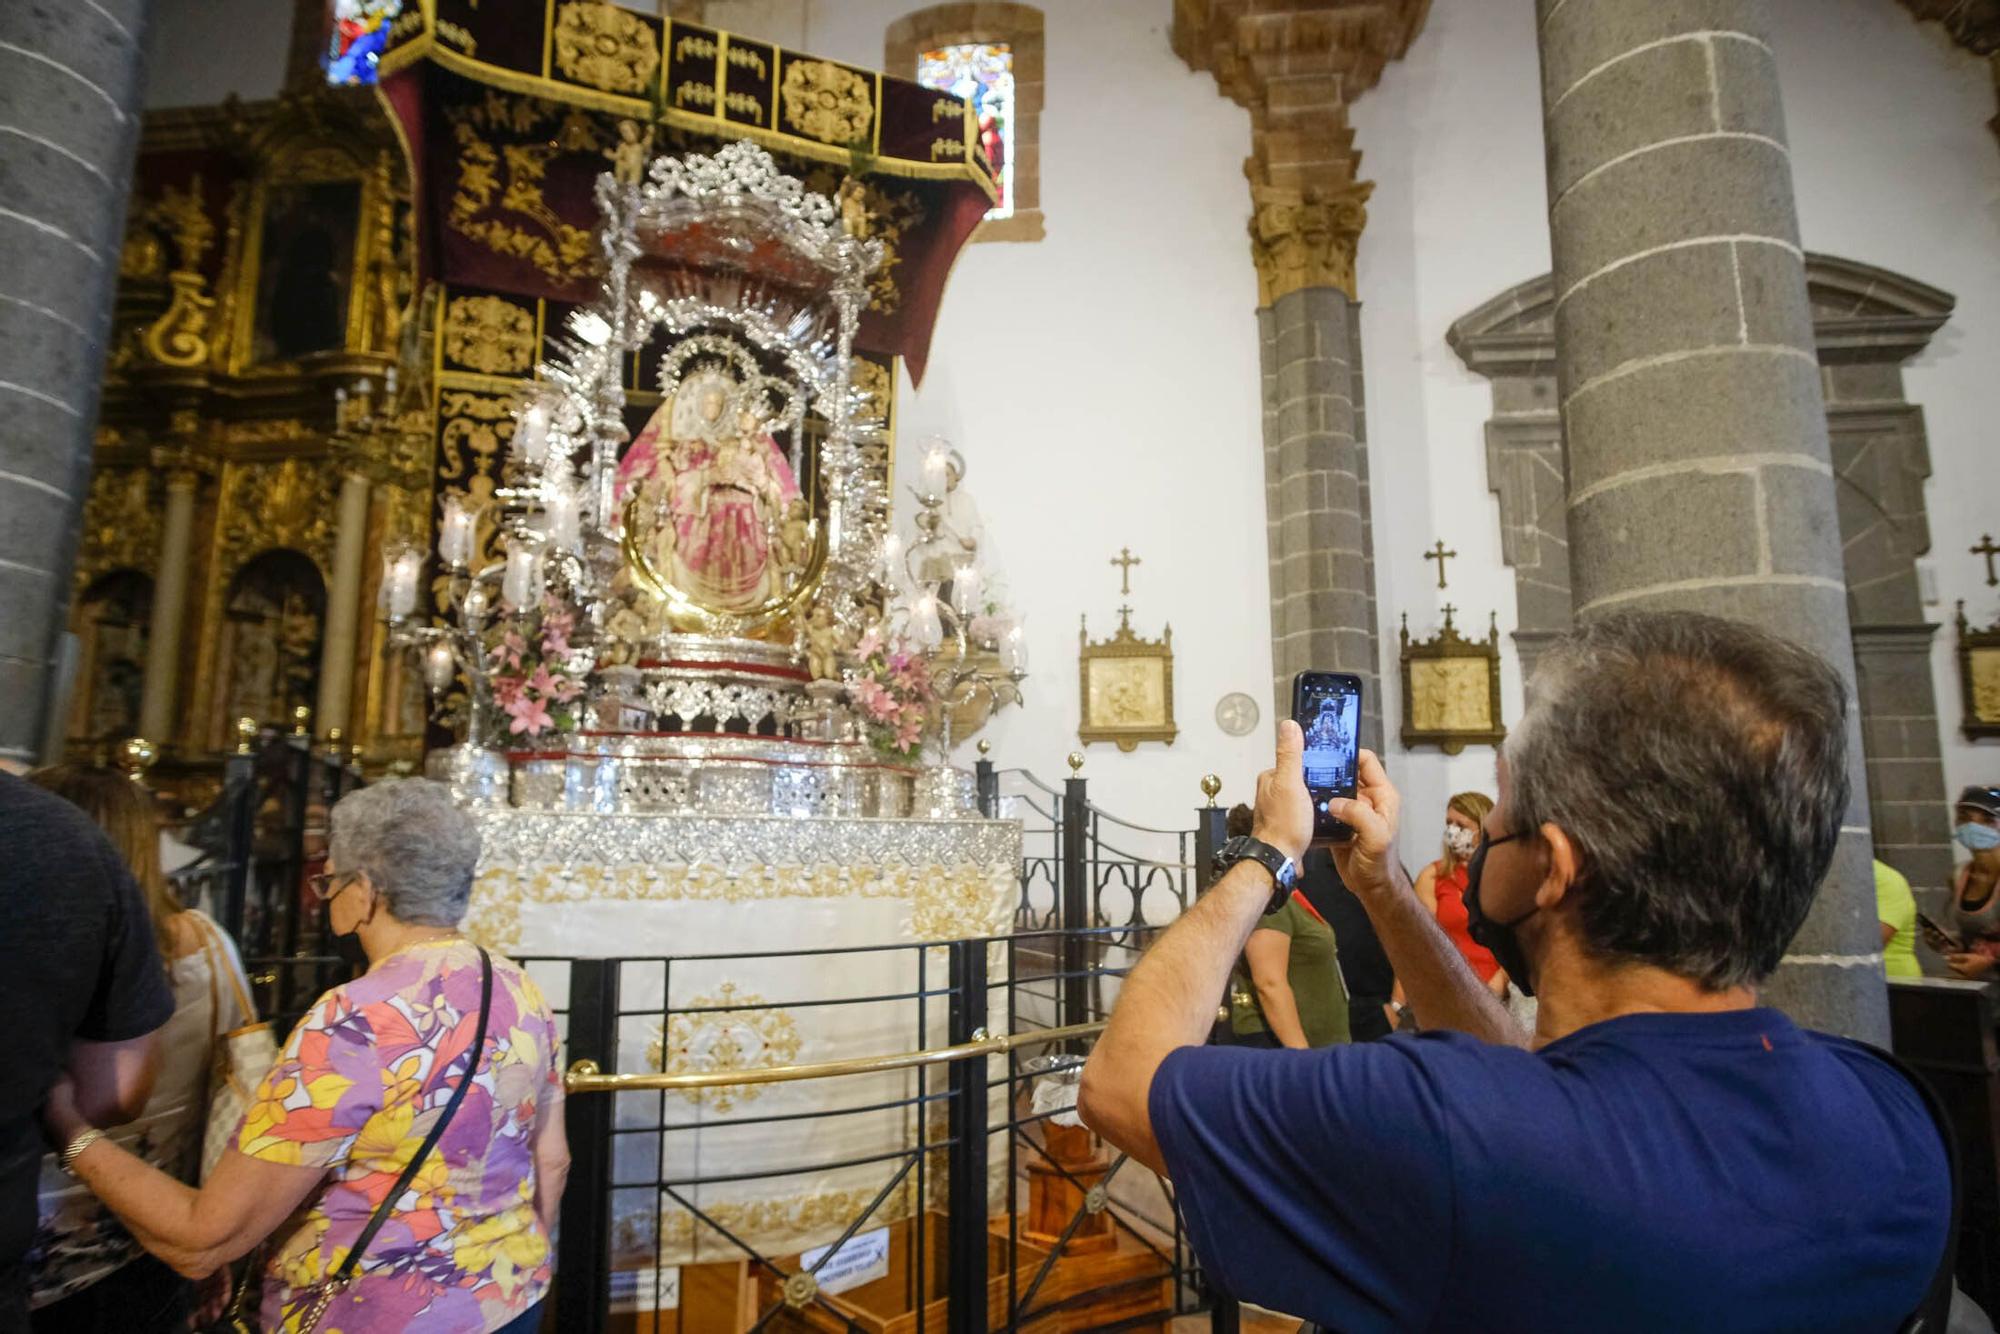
537,925,1227,1332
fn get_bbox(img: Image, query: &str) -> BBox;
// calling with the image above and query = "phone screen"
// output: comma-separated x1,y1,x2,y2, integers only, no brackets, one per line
1293,672,1362,841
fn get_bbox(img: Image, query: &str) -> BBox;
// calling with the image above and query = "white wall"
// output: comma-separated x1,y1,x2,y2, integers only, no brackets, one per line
144,0,289,108
1349,0,1550,872
1770,0,2000,827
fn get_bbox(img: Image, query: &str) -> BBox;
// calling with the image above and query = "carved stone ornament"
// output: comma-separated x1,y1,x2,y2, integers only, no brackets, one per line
1249,178,1373,305
780,58,874,146
1399,606,1506,755
442,295,538,376
1078,609,1178,751
552,0,661,95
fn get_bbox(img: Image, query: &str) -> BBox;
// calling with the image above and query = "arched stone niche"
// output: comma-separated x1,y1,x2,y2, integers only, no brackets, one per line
1448,255,1957,889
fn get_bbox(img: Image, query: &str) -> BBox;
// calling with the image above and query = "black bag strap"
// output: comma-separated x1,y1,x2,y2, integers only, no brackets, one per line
335,945,493,1282
1869,1043,1963,1334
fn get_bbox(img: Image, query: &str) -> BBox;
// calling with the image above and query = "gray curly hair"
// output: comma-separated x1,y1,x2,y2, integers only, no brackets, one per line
328,779,482,928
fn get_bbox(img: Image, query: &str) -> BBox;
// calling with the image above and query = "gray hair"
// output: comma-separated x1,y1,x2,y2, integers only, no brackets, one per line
1503,611,1849,989
328,779,482,928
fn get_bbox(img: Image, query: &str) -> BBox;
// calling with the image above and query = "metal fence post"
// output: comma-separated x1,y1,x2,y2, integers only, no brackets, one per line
1059,769,1088,1027
557,959,620,1334
946,939,990,1334
220,748,258,945
1194,801,1228,894
974,753,998,818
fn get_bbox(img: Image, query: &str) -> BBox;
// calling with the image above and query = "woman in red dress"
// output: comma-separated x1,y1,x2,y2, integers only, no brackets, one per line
1413,790,1513,1000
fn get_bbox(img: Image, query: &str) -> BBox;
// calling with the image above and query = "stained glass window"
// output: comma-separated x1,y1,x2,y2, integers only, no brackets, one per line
917,43,1015,221
326,0,403,87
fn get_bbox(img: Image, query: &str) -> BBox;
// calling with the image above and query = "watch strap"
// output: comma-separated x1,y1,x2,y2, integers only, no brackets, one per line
1213,836,1296,916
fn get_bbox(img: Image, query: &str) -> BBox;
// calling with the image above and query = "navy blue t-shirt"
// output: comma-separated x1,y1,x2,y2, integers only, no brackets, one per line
1150,1008,1947,1332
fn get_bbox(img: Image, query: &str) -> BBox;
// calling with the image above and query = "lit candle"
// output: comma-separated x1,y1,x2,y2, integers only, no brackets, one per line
438,495,475,569
919,442,950,502
545,484,581,553
387,549,421,620
515,401,551,466
911,591,944,649
424,643,456,692
949,562,983,615
880,531,903,580
502,542,542,610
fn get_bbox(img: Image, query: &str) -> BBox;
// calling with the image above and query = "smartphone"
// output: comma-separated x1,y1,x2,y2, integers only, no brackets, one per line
1292,671,1363,842
1916,911,1965,956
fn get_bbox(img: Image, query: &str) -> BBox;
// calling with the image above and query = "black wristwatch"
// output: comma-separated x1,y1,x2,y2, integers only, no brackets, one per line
1213,835,1298,916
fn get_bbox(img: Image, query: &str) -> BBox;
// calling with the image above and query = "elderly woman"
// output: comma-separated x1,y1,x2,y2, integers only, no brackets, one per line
40,779,569,1333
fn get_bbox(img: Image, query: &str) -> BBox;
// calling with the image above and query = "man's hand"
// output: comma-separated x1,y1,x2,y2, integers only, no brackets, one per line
1252,720,1313,864
1326,749,1401,897
41,1072,89,1149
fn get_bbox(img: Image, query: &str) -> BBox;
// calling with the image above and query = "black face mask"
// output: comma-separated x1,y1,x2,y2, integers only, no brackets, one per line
1462,831,1535,997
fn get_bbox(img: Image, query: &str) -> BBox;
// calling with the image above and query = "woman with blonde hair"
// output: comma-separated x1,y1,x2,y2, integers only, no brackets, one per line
1413,791,1513,999
25,766,251,1332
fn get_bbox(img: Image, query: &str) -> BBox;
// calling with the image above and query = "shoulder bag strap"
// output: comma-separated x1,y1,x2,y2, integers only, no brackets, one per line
332,945,494,1285
196,911,260,1028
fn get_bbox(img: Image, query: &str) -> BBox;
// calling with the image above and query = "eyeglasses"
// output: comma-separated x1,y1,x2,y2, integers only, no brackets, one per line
308,870,359,902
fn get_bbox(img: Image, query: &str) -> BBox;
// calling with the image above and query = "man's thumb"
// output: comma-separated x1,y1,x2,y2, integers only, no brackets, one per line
1275,718,1304,779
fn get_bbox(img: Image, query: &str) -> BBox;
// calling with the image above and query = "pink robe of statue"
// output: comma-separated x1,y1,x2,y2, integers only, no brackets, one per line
616,410,801,611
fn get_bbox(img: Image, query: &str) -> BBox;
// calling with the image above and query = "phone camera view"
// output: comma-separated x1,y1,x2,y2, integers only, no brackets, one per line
1301,684,1359,794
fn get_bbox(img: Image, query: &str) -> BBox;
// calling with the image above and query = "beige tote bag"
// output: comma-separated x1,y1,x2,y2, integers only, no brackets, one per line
195,914,279,1181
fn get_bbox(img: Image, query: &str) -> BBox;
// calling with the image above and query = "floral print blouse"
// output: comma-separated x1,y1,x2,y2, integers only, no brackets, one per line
238,938,562,1332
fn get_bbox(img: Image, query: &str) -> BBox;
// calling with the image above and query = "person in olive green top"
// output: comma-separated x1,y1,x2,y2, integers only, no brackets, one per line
1874,858,1921,980
1223,805,1351,1048
1232,895,1351,1047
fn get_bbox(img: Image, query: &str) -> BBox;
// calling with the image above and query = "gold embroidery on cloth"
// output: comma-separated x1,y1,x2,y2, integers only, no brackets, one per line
645,983,803,1114
442,295,538,375
446,92,606,285
780,60,872,146
553,1,660,95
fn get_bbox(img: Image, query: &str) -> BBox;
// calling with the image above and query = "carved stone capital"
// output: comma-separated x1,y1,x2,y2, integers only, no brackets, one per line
1174,0,1426,302
1249,178,1373,303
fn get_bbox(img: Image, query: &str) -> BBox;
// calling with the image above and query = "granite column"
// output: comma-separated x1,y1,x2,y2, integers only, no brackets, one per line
1538,0,1884,1039
0,0,155,763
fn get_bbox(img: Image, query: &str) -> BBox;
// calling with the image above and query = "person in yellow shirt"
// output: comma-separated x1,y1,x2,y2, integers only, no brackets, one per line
1874,858,1921,979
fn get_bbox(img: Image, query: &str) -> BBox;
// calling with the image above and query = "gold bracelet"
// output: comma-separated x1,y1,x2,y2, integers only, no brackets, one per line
61,1128,103,1174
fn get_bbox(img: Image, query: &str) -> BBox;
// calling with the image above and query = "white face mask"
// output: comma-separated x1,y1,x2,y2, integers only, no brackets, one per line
1444,824,1480,861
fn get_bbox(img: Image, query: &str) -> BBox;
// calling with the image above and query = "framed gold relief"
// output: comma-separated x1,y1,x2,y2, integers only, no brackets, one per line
1078,612,1177,752
1955,602,2000,740
1400,607,1506,755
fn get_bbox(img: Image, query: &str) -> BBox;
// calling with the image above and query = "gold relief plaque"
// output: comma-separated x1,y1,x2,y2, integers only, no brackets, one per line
1956,602,2000,740
441,295,537,376
780,59,874,146
552,0,660,95
1400,606,1506,755
1078,610,1177,752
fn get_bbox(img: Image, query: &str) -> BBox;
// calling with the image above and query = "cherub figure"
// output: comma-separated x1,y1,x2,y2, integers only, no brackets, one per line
609,120,655,186
805,603,844,681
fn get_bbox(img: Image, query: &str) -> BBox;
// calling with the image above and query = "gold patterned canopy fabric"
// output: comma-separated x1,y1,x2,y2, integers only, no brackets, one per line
377,0,999,382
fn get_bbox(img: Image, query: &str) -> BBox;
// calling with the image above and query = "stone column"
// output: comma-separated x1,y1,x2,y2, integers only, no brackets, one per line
137,468,198,746
1538,0,1884,1040
1254,224,1384,749
315,471,373,738
0,0,155,764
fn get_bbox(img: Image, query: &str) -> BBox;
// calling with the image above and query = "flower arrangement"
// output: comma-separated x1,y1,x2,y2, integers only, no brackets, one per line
846,627,939,762
489,597,588,740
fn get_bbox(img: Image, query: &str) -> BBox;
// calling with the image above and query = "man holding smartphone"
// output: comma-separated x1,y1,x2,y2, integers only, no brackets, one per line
1078,612,1950,1332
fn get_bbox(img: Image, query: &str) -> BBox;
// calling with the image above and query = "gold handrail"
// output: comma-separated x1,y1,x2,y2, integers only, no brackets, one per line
564,1020,1105,1094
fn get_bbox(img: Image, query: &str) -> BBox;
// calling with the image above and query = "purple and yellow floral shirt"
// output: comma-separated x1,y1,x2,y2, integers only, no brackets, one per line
238,939,562,1332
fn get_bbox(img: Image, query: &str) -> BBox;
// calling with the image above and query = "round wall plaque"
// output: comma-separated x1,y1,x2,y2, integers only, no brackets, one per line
1214,692,1260,737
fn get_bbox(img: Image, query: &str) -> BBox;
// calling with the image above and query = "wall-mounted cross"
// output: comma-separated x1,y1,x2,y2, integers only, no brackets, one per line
1974,533,2000,587
1111,547,1142,596
1424,540,1458,590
